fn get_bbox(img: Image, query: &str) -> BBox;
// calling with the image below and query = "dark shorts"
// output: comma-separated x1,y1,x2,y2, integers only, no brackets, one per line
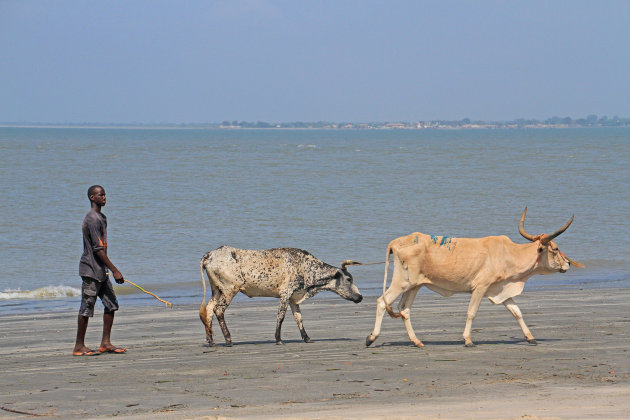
79,276,119,317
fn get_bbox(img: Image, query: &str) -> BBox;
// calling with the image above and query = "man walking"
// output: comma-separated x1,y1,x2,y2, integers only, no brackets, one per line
73,185,126,356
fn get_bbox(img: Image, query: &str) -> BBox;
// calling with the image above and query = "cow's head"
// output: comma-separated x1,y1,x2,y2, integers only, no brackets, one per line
518,207,584,273
328,260,363,303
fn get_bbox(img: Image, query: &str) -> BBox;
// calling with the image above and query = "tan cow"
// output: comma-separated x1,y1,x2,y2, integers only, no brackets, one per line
366,208,583,348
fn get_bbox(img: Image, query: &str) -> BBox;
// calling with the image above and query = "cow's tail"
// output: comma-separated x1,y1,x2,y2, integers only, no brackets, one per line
199,256,208,326
200,259,207,307
199,254,214,342
382,242,392,295
382,242,405,319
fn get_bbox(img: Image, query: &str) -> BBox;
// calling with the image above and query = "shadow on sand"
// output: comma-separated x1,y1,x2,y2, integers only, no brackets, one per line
202,337,355,347
373,337,561,347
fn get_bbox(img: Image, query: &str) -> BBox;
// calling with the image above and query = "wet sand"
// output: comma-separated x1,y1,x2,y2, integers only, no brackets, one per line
1,287,629,419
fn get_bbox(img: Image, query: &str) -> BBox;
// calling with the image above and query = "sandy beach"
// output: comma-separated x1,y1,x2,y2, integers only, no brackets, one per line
1,287,629,419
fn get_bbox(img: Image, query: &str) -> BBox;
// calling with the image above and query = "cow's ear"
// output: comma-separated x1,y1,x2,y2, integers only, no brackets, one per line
312,272,338,288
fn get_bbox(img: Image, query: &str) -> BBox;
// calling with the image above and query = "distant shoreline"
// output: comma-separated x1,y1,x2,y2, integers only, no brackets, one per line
2,115,630,131
2,123,630,130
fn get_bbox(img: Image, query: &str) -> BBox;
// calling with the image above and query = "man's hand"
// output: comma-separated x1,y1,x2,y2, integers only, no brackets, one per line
96,250,124,284
112,270,125,284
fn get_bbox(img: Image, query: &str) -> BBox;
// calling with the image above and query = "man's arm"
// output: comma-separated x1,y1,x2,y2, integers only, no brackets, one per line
95,250,124,284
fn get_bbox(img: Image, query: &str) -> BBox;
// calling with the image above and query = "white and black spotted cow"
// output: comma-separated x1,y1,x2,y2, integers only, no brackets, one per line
199,246,363,346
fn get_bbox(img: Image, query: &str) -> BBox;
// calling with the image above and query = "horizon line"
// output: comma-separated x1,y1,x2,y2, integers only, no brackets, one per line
1,114,629,129
2,114,629,125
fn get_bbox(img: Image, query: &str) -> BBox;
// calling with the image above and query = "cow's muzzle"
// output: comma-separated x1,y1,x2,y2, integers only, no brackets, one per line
353,295,363,303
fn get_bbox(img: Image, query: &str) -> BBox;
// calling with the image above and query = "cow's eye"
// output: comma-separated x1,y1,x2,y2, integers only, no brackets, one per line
538,247,543,253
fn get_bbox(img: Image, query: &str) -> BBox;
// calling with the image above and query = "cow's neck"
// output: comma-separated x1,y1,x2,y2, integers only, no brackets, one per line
509,241,544,280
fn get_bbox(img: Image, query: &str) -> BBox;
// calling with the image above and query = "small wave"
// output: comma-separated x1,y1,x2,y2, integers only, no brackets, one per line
297,144,317,149
0,285,81,300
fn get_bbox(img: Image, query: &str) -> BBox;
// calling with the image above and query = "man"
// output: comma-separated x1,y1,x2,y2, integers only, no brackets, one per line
73,185,127,356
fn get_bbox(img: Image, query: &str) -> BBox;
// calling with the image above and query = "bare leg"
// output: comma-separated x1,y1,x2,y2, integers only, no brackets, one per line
290,301,311,343
503,297,536,344
275,298,290,344
101,311,114,347
98,311,124,352
366,282,408,346
73,315,94,354
399,286,423,347
463,288,486,347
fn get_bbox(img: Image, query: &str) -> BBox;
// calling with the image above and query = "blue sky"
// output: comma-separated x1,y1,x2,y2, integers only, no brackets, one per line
1,0,629,123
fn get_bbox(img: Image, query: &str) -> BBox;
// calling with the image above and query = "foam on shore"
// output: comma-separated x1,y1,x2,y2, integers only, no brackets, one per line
0,285,81,300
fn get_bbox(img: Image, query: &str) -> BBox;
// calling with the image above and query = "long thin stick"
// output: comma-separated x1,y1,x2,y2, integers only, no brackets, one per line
106,273,172,307
124,279,173,307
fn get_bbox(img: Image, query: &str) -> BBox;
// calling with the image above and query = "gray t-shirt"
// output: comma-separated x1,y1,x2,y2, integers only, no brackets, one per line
79,209,108,281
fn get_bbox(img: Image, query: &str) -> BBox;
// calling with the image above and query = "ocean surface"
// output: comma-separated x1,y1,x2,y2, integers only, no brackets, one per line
1,127,628,314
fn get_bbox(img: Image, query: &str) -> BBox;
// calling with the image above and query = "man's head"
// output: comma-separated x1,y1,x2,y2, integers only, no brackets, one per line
87,185,106,207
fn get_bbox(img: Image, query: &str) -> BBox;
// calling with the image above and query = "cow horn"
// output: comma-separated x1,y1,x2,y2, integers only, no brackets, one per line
518,207,538,242
568,257,585,268
341,260,362,270
541,214,574,244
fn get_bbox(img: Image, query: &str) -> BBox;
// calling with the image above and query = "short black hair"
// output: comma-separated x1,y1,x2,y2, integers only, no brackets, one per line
87,185,104,199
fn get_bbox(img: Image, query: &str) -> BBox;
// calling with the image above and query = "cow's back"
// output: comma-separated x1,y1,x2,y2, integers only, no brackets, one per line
203,246,314,298
392,233,515,291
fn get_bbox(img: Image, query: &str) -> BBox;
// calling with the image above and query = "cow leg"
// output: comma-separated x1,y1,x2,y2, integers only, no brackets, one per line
463,288,486,347
201,273,223,347
398,286,423,347
201,295,218,346
366,283,407,347
503,297,536,344
275,298,290,345
214,293,235,347
199,302,209,342
289,300,311,343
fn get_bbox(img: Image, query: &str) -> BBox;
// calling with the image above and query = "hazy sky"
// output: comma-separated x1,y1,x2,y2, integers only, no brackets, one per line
1,0,629,123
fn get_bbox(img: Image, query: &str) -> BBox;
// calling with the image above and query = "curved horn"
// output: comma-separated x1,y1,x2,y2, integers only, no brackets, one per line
341,260,362,270
518,207,537,242
567,257,585,268
541,214,574,244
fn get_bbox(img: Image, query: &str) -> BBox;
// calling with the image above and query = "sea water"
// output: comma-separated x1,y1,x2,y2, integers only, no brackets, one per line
1,127,628,314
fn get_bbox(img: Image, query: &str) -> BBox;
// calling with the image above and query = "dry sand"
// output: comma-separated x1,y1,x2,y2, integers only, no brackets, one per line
1,287,629,419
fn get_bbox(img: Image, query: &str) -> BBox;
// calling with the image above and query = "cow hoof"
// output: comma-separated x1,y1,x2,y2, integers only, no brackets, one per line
365,335,375,347
413,341,425,348
276,340,284,345
225,341,233,347
303,337,312,343
464,341,476,347
206,342,215,347
527,339,538,345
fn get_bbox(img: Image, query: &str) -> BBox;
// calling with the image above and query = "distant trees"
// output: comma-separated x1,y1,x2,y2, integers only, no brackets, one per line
210,115,630,129
586,114,598,124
